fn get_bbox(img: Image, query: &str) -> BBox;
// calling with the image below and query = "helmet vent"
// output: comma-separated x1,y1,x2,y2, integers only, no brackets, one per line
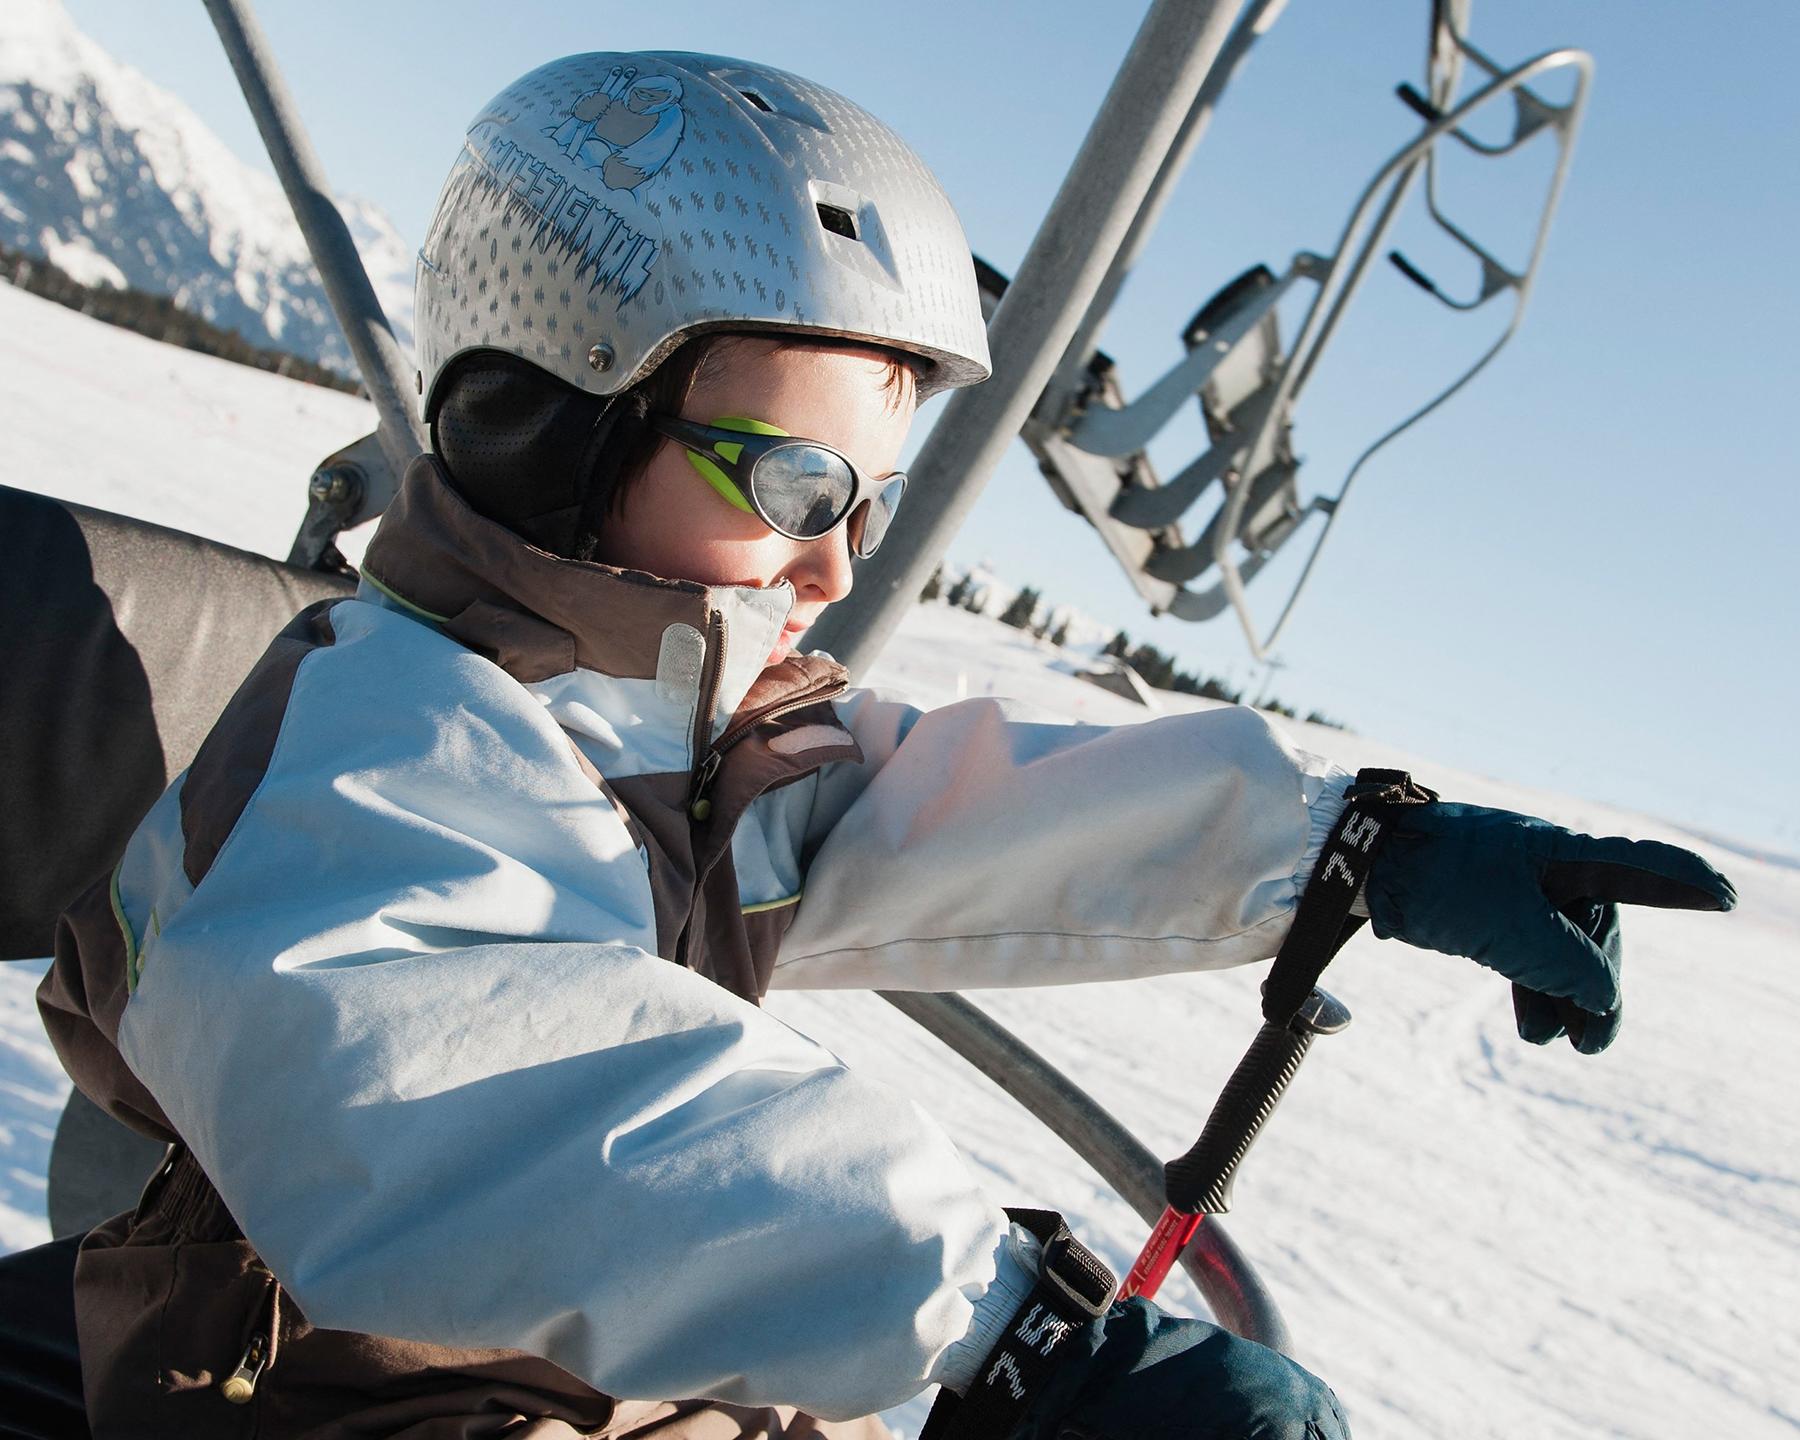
816,203,858,241
738,88,774,113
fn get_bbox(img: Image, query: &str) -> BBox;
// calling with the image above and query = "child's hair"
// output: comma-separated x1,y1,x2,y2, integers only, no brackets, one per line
430,335,919,561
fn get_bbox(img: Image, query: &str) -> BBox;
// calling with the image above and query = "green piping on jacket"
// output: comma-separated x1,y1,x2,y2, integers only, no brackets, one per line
111,865,141,995
361,570,454,624
741,892,802,916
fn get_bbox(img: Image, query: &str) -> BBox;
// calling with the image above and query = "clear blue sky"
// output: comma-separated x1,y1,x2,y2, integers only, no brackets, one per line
63,0,1800,856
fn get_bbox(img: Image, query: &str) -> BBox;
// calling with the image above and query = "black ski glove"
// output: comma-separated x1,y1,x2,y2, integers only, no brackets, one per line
1017,1297,1349,1440
925,1214,1344,1440
1362,802,1738,1053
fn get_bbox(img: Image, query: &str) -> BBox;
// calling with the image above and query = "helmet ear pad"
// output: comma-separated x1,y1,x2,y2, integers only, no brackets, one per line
429,352,620,557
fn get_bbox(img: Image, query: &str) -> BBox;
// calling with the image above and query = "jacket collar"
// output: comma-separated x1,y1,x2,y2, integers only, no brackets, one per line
360,457,845,747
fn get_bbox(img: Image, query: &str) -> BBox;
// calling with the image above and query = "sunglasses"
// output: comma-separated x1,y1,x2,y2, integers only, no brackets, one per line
649,413,908,559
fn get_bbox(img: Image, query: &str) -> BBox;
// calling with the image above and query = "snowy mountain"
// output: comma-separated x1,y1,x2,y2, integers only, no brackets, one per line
2,282,1796,1439
0,0,413,377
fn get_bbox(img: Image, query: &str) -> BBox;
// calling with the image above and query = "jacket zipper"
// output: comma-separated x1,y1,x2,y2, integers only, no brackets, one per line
673,643,848,969
220,1272,282,1405
687,676,849,821
675,615,728,971
686,611,729,821
220,1332,268,1405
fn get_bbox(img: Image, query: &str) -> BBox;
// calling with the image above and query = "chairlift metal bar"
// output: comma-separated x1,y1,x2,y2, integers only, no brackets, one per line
879,991,1294,1354
1058,17,1515,572
1069,259,1310,460
1099,1,1472,536
201,0,425,489
1435,28,1574,156
1398,79,1560,160
1147,462,1301,584
1043,0,1292,430
1025,409,1186,616
1416,80,1581,272
1209,45,1593,659
1028,8,1589,655
991,0,1291,630
1110,432,1238,532
805,0,1252,678
1428,0,1473,107
1288,159,1426,402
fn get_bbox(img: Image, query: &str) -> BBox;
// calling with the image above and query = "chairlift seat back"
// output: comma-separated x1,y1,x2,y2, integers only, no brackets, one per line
0,485,353,962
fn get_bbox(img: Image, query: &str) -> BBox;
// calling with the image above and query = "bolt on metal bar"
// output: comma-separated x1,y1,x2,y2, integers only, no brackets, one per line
806,0,1249,677
202,0,426,481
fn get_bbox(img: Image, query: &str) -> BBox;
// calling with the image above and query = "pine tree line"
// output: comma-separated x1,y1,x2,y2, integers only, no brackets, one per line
922,564,1348,729
1,243,363,397
1101,630,1240,703
923,567,1073,647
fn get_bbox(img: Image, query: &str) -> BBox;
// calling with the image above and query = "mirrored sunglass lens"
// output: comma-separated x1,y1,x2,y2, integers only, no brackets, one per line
850,474,907,558
752,445,855,537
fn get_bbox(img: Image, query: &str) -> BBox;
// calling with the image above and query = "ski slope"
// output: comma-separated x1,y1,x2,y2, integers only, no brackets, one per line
2,283,1795,1438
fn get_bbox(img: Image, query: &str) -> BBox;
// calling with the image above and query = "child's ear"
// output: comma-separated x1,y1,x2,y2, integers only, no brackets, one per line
431,354,612,556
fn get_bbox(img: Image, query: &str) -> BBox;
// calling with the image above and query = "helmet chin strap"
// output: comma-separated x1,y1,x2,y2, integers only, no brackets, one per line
429,353,621,558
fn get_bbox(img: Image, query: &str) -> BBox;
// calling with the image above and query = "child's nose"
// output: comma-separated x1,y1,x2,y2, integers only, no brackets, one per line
789,529,855,605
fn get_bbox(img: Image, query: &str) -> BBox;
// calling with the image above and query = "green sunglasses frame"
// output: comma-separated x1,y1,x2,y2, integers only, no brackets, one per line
649,413,908,559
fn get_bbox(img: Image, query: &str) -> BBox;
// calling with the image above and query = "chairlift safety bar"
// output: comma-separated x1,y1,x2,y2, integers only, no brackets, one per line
1212,44,1594,658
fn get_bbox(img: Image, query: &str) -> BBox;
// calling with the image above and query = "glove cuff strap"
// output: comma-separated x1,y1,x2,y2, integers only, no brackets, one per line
920,1208,1115,1440
1263,768,1436,1026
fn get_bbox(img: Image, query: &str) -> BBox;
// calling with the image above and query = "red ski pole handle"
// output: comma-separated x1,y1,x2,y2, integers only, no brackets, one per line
1120,988,1350,1301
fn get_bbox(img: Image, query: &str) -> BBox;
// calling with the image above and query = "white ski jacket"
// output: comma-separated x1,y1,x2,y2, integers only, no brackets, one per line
44,461,1351,1424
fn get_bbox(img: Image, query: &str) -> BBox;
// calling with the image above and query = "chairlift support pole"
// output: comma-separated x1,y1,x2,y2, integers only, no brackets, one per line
806,0,1250,679
1046,0,1290,419
201,0,426,486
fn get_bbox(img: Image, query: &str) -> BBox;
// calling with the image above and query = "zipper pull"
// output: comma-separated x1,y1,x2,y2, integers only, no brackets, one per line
688,750,723,821
220,1331,268,1405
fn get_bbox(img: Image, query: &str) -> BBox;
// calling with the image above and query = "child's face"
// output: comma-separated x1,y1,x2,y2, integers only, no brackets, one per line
590,337,918,665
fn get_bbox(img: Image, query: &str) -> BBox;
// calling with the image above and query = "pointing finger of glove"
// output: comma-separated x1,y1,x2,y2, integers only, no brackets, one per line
1539,834,1738,913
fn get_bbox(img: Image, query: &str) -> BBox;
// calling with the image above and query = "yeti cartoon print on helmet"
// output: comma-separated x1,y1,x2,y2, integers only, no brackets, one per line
545,65,687,193
415,50,993,418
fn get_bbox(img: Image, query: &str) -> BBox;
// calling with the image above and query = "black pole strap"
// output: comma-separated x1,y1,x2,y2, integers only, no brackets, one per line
1260,768,1436,1027
920,1208,1117,1440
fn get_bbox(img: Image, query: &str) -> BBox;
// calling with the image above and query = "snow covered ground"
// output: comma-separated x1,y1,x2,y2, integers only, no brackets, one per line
2,283,1796,1437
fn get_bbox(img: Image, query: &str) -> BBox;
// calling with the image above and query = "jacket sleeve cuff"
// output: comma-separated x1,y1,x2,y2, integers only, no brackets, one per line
1294,768,1356,898
929,1222,1045,1396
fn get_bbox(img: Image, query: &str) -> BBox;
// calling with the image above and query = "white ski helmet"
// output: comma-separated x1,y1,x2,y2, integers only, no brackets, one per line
415,51,992,417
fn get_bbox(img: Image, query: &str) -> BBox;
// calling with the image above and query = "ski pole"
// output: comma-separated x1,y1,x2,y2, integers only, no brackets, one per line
1119,986,1350,1300
1121,772,1428,1300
